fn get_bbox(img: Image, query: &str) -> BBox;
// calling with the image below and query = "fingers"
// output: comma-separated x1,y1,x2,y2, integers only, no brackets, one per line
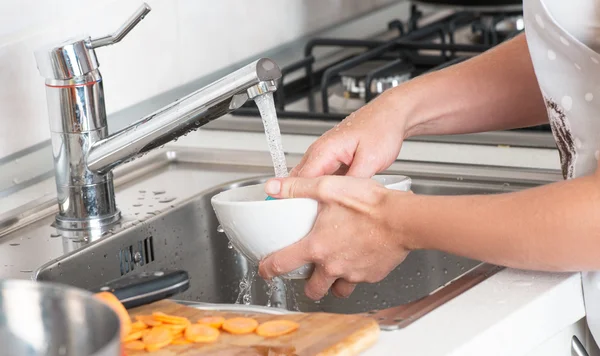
346,145,380,178
291,151,346,178
304,266,337,300
265,176,336,200
331,279,356,298
258,238,311,280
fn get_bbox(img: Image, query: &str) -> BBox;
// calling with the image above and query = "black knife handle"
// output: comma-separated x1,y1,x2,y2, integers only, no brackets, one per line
92,270,190,309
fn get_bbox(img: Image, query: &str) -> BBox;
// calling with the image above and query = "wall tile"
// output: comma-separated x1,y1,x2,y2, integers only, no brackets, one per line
0,0,396,159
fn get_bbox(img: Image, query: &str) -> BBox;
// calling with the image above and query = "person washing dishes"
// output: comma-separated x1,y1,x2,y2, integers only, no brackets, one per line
258,0,600,346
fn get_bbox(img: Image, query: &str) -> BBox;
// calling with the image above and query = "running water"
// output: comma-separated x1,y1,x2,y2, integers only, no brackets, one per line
235,268,257,305
231,93,304,311
254,92,288,178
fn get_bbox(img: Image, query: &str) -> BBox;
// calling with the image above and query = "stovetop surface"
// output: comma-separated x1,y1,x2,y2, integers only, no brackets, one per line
228,3,552,135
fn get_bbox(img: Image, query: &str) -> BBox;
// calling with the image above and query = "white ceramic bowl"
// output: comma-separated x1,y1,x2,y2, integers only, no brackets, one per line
210,175,412,279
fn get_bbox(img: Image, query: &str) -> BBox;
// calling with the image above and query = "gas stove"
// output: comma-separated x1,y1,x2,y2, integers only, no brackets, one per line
204,2,556,149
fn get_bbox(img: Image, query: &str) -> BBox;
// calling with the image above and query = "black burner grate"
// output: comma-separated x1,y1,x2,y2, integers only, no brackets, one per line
232,5,549,132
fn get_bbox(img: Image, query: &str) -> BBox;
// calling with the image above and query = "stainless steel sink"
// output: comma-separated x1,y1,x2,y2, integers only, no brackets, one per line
0,146,561,329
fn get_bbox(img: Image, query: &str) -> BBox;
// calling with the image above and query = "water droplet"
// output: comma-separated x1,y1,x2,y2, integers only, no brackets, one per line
373,292,379,299
139,190,146,193
50,233,60,238
227,241,233,249
217,225,224,233
153,190,166,195
158,197,176,203
416,270,422,276
443,268,448,274
133,203,142,207
20,269,33,273
9,243,19,246
431,266,436,272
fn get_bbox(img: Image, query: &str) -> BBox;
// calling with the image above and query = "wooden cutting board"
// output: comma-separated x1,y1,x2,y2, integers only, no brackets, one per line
126,300,380,356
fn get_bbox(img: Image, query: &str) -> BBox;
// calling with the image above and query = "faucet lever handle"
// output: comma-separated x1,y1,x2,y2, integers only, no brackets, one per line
89,3,152,49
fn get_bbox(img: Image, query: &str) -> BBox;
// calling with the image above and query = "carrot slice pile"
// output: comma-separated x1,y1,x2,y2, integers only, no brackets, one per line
135,315,163,327
94,292,132,339
222,317,259,335
123,330,144,343
111,302,302,353
197,316,225,329
184,324,220,343
256,320,300,337
124,340,145,351
162,323,187,336
130,321,148,332
152,312,191,325
143,326,173,352
171,336,192,345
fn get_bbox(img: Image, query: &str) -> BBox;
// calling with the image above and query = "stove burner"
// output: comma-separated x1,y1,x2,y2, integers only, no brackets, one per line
469,13,524,45
339,60,415,99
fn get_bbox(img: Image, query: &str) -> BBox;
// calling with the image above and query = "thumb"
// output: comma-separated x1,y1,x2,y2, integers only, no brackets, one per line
265,176,333,200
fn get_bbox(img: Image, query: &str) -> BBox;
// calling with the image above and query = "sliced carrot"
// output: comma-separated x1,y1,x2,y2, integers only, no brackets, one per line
171,336,192,345
94,292,132,339
124,340,145,351
143,326,173,352
135,315,163,327
162,323,187,336
222,317,259,335
197,316,225,329
123,330,144,342
130,321,148,332
184,324,220,343
256,320,299,337
152,312,191,325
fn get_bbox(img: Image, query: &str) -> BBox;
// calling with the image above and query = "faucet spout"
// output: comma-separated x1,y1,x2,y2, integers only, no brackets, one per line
87,58,281,174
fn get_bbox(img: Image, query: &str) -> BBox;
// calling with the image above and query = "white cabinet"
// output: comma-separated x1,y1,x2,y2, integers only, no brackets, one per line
525,318,598,356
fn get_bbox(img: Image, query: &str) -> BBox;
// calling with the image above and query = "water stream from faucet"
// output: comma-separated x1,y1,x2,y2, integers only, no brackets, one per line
254,92,289,179
231,92,302,311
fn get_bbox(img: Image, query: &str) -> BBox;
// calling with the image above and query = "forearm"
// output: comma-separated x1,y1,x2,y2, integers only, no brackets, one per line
396,172,600,271
380,33,548,138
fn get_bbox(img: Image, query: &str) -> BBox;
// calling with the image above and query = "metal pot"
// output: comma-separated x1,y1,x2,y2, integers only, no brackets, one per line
414,0,521,8
0,269,189,356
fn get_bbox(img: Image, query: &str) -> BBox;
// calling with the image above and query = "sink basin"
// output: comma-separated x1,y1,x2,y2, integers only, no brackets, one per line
0,146,560,328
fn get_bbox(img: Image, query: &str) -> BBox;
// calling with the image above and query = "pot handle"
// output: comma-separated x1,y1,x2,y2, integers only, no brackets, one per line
91,270,190,309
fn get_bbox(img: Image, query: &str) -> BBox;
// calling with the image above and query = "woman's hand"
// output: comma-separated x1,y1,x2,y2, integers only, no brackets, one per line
290,90,409,179
258,175,412,300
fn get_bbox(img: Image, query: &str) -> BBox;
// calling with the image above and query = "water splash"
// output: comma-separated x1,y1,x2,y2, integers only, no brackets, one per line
235,269,257,305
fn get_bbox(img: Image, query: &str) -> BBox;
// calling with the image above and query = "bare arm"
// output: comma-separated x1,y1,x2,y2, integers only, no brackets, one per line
382,33,549,137
399,166,600,272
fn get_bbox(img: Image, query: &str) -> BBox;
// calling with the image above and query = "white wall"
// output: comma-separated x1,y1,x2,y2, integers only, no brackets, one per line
0,0,396,159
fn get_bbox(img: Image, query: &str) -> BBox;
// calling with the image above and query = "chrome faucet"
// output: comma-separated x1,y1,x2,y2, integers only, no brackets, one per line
34,4,281,232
